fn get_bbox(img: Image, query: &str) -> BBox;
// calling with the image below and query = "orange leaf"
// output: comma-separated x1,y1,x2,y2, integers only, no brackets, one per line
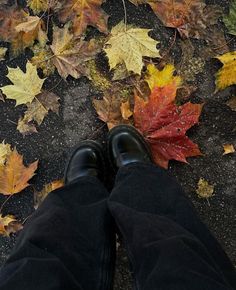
58,0,109,36
0,214,23,236
0,149,38,195
134,82,203,168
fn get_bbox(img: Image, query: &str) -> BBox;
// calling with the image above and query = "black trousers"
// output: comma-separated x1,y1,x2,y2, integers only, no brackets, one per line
0,163,235,290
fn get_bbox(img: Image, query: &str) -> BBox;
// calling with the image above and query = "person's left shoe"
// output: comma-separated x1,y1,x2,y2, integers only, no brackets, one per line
64,141,106,185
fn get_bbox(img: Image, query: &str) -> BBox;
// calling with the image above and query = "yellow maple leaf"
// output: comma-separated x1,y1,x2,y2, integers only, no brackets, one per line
27,0,48,14
1,62,45,106
0,148,38,195
0,214,23,236
145,63,182,90
0,141,11,165
215,51,236,90
104,21,160,75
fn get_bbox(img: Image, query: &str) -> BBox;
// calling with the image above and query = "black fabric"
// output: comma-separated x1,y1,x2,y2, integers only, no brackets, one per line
0,163,235,290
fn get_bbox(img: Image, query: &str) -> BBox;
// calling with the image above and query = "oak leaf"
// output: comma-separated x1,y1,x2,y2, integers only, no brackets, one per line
215,51,236,91
34,179,64,209
50,24,101,79
130,0,221,39
104,21,160,75
224,0,236,36
223,144,235,155
0,214,23,236
58,0,109,36
0,141,11,165
17,91,60,136
0,148,38,195
134,82,203,168
1,62,45,106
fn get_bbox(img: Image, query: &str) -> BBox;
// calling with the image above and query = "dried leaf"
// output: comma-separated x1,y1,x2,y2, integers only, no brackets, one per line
0,141,11,165
145,63,181,90
196,178,214,199
215,51,236,91
0,148,38,195
1,62,45,106
223,144,235,155
224,0,236,36
0,47,7,60
104,21,160,75
226,96,236,111
130,0,221,40
17,91,60,136
58,0,109,36
0,214,23,237
50,24,101,79
27,0,48,14
134,82,203,168
34,179,64,209
120,101,133,120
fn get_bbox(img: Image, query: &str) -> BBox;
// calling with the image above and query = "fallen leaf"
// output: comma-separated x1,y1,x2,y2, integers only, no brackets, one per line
1,61,45,106
224,0,236,36
17,91,60,136
15,15,48,48
145,63,181,90
0,47,7,60
50,24,101,79
223,144,235,155
130,0,221,40
215,51,236,91
0,91,4,102
120,101,133,120
196,178,214,199
104,21,160,75
58,0,109,36
0,141,11,165
226,96,236,111
134,82,203,168
93,87,133,129
0,214,23,236
0,148,38,195
34,179,64,209
27,0,59,14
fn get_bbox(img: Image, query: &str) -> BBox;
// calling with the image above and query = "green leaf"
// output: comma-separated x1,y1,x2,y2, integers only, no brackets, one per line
224,0,236,36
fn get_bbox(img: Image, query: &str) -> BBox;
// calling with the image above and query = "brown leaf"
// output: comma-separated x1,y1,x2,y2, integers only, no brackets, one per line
0,149,38,195
58,0,109,36
17,91,60,136
34,180,64,209
223,144,235,155
50,24,101,79
0,214,23,237
121,101,133,120
226,96,236,111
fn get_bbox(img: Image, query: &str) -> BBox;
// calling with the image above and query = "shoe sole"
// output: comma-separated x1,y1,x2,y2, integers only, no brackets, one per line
107,124,153,171
64,140,106,184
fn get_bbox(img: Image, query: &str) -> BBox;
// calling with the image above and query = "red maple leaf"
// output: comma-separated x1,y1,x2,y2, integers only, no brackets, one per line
134,83,203,168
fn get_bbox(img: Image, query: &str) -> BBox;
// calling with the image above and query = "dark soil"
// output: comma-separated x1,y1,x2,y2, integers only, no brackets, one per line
0,0,235,289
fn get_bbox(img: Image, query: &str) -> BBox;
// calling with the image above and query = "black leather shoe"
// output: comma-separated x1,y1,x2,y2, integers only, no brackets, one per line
64,141,106,185
108,125,152,170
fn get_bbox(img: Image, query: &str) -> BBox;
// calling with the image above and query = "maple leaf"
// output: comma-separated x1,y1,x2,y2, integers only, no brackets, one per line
31,44,55,76
215,51,236,91
0,141,11,165
145,63,182,90
34,179,64,209
0,214,23,237
223,144,235,155
134,82,203,168
104,21,160,75
130,0,221,39
93,87,133,130
0,148,38,195
17,91,60,136
0,47,7,60
27,0,59,14
50,24,101,79
58,0,109,36
0,7,47,55
1,62,45,106
224,0,236,36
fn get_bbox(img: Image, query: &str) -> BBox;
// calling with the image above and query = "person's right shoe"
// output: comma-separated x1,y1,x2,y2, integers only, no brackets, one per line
108,125,152,170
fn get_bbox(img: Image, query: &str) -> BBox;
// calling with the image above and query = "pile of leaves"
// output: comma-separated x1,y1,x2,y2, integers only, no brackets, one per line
0,0,235,236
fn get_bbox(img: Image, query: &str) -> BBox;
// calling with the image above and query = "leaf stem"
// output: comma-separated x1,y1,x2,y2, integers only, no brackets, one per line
121,0,127,30
0,195,13,213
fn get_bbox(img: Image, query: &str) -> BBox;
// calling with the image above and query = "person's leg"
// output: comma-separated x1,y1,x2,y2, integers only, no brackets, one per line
0,142,115,290
107,125,236,290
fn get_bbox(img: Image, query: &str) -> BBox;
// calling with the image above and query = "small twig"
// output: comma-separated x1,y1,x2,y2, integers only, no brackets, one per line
22,214,32,225
7,119,17,125
121,0,127,30
162,29,177,60
0,195,13,213
88,124,106,139
48,78,63,92
212,37,234,52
